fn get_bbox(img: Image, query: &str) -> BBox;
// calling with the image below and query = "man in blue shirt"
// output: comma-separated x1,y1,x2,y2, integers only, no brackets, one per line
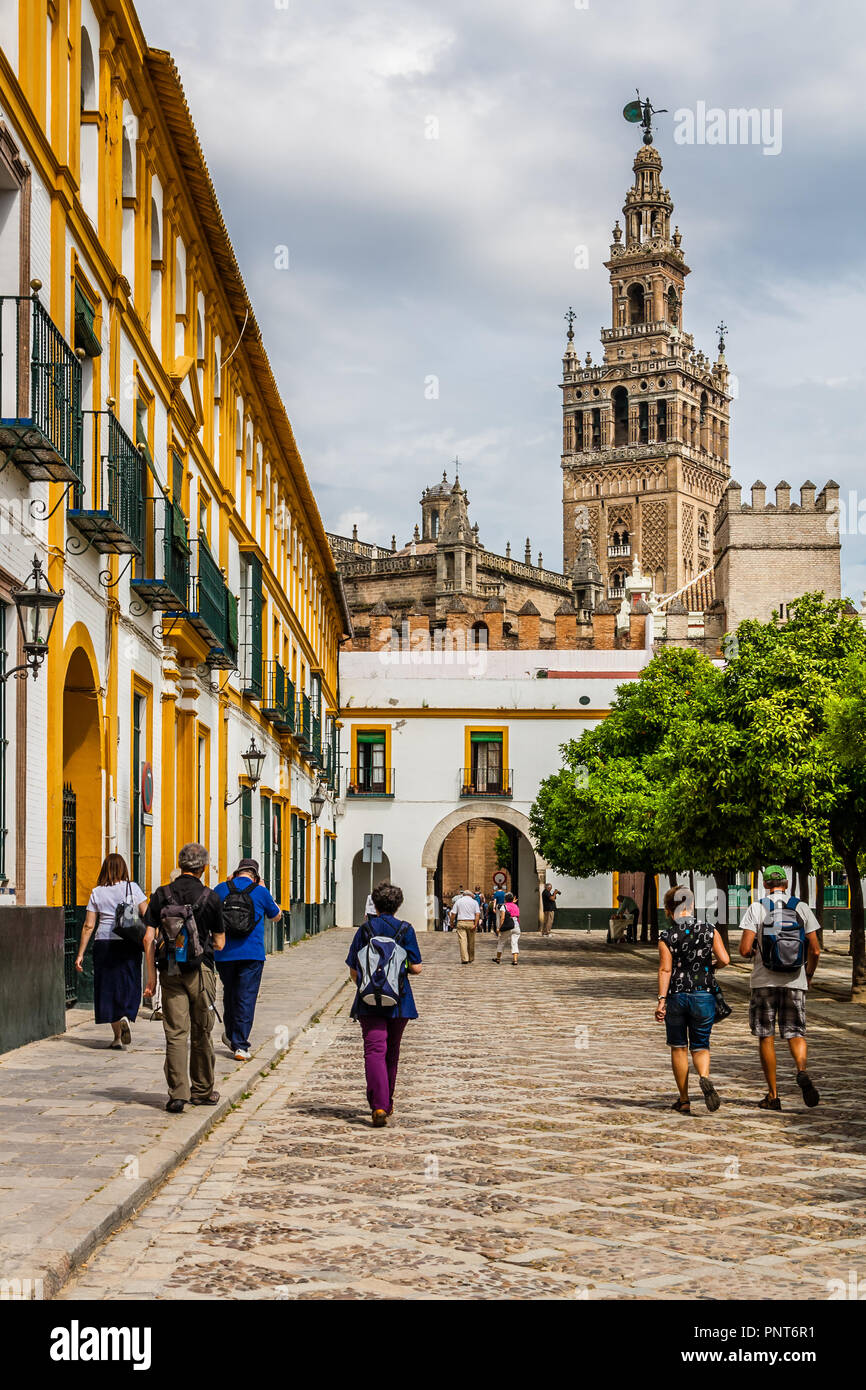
214,858,281,1061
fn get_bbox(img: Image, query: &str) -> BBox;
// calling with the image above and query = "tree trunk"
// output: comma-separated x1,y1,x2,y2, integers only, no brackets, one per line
640,871,650,944
688,869,695,896
841,850,866,1001
650,879,659,945
667,871,677,889
713,869,730,951
814,869,825,950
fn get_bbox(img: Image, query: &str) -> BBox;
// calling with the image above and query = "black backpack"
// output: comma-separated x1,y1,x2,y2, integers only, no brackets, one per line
157,884,206,973
221,877,257,938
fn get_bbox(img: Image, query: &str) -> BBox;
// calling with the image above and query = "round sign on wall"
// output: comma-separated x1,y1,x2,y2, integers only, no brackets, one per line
492,870,507,887
141,761,154,814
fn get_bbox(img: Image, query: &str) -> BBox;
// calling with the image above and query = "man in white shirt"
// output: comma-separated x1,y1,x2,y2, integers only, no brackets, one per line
739,865,821,1111
450,886,481,965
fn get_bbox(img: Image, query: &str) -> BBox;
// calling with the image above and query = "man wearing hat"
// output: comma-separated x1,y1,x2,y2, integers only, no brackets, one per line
214,858,282,1061
739,865,822,1111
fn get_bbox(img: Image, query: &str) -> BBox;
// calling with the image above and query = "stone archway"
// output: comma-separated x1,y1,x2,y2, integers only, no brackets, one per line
421,803,548,933
62,645,104,904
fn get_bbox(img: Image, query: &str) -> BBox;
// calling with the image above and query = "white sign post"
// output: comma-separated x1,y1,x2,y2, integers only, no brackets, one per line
362,833,384,902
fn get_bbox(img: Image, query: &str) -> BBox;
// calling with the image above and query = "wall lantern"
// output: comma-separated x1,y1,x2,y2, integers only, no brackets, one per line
225,737,266,806
1,555,63,684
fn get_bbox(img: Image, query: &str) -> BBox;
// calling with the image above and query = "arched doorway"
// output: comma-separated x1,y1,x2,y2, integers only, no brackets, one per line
421,804,547,933
62,645,104,1003
351,847,392,927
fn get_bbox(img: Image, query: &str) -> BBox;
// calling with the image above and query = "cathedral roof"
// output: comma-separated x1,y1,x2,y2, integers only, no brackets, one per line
554,601,577,616
518,599,540,616
423,470,452,499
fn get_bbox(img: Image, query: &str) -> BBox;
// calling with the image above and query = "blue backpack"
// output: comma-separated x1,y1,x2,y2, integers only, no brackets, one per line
759,896,807,973
356,918,409,1008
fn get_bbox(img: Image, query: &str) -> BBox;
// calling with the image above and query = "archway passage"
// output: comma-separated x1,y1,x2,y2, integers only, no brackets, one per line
351,847,392,927
422,803,547,933
62,646,103,1005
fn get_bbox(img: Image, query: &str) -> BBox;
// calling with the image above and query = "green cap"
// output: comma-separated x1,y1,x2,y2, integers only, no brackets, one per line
763,864,787,883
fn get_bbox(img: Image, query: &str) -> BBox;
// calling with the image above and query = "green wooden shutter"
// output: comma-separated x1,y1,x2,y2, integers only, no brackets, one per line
74,284,102,357
242,555,263,699
240,787,253,860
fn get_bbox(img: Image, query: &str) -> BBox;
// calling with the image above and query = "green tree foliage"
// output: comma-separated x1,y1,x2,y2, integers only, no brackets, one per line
493,829,511,871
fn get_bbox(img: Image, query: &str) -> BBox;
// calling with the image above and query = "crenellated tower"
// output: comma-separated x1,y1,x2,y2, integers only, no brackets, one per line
561,141,732,598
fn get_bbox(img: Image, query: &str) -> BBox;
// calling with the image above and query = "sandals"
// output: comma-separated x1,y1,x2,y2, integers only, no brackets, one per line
797,1071,820,1108
759,1093,782,1111
699,1076,721,1112
671,1099,691,1113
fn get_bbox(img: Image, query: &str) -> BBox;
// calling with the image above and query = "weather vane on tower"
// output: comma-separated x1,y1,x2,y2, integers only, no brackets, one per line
564,306,577,341
622,90,668,145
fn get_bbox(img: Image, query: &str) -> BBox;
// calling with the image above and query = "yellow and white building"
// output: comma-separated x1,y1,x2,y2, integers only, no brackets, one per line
0,0,350,1041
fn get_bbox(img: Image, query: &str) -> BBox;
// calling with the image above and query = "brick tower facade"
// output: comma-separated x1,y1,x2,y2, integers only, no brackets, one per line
561,141,732,600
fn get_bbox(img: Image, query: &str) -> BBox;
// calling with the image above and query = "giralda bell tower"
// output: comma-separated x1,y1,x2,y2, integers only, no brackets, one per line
561,126,732,602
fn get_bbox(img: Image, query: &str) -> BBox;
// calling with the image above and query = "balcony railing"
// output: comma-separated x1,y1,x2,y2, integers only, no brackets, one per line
130,496,191,611
69,410,145,554
0,291,83,482
608,587,626,600
347,767,395,797
168,538,237,669
308,711,322,765
459,768,513,798
608,544,631,558
295,692,312,750
261,661,295,732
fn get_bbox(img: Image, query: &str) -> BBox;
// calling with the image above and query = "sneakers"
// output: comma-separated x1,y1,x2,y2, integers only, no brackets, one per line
699,1075,721,1112
119,1017,132,1046
190,1091,220,1106
234,1048,252,1062
797,1070,820,1107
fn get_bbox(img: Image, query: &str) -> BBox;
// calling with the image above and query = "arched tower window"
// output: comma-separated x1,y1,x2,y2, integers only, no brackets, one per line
626,284,645,325
80,30,96,110
612,386,629,447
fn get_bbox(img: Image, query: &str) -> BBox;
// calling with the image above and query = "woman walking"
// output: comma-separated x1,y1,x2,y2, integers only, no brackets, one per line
346,881,422,1127
75,854,152,1049
655,885,730,1113
493,892,521,965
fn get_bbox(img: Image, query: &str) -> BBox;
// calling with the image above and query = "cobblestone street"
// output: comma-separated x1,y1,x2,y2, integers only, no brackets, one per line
56,931,866,1301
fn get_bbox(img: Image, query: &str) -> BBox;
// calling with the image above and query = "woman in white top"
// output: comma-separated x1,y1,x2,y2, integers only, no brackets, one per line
75,854,150,1049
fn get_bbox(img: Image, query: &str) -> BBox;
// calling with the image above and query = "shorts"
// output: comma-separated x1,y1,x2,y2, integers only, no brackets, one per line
749,987,807,1039
664,990,715,1050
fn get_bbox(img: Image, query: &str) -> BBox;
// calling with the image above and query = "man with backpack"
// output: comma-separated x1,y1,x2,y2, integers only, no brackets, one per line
739,865,822,1111
143,843,225,1113
214,858,282,1061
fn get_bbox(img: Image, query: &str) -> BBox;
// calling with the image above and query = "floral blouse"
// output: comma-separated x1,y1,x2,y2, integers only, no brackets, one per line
659,917,716,994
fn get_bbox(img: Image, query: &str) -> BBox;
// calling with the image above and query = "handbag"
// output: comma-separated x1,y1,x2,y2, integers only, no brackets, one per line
711,977,732,1022
113,881,147,949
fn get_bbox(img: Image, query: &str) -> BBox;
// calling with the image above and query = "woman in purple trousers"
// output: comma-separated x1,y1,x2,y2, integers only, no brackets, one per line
346,881,422,1127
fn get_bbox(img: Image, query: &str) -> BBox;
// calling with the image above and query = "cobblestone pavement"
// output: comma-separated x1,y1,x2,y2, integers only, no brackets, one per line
61,931,866,1301
0,929,353,1289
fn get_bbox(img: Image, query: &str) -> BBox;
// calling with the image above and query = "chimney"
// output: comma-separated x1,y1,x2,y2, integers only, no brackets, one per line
750,480,767,511
775,480,791,511
800,480,816,511
554,601,578,648
517,599,540,648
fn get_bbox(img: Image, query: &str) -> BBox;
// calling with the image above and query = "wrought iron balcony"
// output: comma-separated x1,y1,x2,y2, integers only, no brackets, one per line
261,661,295,732
459,768,513,798
295,692,312,750
347,767,395,797
166,538,237,669
68,409,145,554
0,289,83,483
308,711,323,766
130,495,190,610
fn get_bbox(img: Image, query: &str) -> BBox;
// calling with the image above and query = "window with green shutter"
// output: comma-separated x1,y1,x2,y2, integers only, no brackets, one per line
241,555,263,699
74,284,102,357
240,786,253,861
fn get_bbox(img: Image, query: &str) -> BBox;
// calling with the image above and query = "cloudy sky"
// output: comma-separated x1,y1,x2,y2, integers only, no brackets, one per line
136,0,866,598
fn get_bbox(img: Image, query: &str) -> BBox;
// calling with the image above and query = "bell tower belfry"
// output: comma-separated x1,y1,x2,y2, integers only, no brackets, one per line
561,139,732,599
